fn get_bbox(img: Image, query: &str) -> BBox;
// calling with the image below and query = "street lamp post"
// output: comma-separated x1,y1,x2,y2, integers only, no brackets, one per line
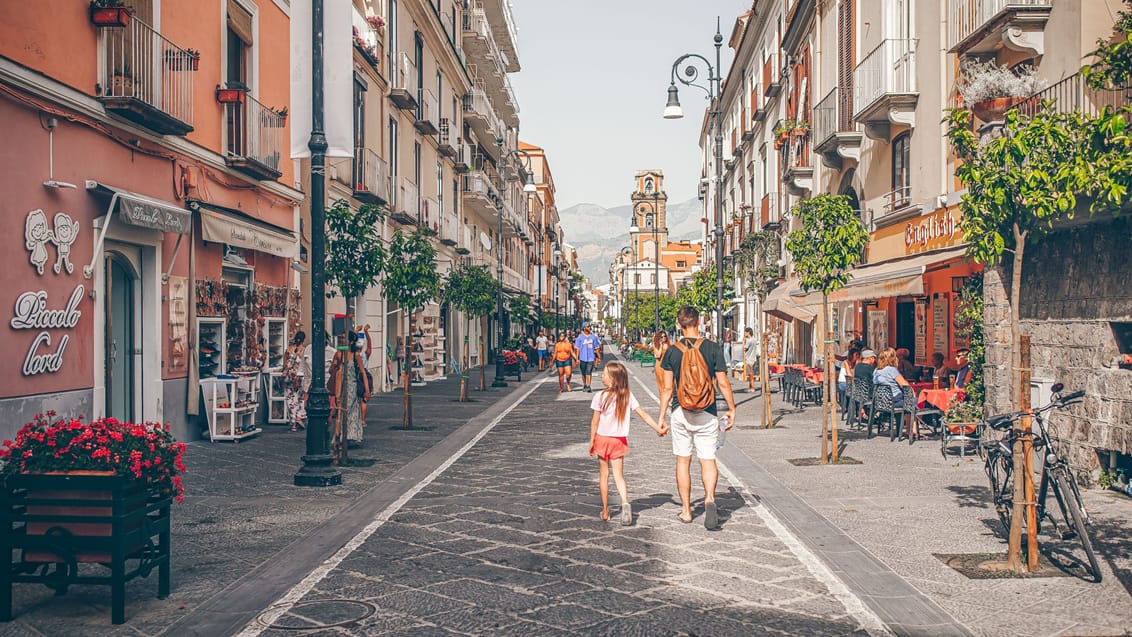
491,136,537,388
294,0,341,487
553,245,561,340
664,18,725,341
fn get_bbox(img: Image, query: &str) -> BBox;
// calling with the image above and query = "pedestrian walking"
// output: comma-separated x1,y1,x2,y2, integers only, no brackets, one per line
329,332,370,449
588,362,667,524
742,327,760,392
536,329,549,371
658,306,737,530
651,330,670,393
282,330,306,431
573,322,602,392
553,332,575,392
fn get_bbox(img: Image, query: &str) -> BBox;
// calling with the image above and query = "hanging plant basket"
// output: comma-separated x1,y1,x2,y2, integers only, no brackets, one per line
90,3,132,27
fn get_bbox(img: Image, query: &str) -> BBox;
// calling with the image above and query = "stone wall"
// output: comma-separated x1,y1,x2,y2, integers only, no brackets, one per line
986,216,1132,481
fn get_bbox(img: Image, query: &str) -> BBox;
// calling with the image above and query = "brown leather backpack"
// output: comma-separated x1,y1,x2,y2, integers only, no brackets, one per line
673,339,714,412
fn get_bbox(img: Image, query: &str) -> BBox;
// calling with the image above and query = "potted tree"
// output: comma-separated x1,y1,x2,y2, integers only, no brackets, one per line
442,263,496,401
958,59,1045,123
89,0,132,27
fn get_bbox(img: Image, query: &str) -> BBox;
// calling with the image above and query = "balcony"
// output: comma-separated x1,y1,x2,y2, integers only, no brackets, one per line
462,88,501,146
759,193,787,231
389,52,418,111
414,89,439,135
853,39,918,141
453,140,470,172
391,177,419,225
222,92,284,181
763,53,781,98
439,210,459,246
351,8,382,71
97,16,194,135
456,226,472,255
779,132,812,197
352,147,389,205
420,197,439,235
949,0,1052,56
812,87,862,169
1016,72,1132,119
461,170,499,221
437,118,457,158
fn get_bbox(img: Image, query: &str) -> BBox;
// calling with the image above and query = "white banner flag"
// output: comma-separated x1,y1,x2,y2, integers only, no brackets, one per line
290,0,354,159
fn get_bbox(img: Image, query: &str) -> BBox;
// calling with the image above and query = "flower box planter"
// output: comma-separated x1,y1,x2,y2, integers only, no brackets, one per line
216,87,246,104
971,96,1026,123
503,362,523,380
0,472,172,625
90,5,131,27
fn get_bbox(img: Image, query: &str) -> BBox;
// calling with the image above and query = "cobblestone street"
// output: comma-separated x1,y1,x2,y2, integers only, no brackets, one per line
241,369,878,637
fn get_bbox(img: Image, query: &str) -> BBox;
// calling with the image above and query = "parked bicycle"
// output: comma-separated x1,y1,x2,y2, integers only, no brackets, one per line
981,383,1099,581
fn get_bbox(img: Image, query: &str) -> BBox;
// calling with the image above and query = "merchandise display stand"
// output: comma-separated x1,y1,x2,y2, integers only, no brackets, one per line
196,318,226,380
200,375,262,442
263,317,288,424
414,304,446,382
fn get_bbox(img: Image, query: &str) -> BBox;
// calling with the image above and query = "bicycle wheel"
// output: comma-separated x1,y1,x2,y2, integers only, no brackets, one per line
984,449,1014,537
1048,467,1102,582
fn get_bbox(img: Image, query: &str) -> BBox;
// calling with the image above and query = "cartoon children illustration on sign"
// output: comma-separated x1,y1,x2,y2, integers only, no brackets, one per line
51,213,79,274
25,209,53,276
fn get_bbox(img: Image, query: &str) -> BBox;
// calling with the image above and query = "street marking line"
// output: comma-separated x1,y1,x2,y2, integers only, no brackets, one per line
627,365,893,637
235,377,551,637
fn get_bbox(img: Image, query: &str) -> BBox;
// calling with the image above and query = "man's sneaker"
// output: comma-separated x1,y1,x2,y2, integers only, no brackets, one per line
704,502,719,531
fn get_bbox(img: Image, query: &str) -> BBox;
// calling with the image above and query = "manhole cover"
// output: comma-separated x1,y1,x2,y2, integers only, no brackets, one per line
257,599,377,631
934,552,1072,579
786,456,862,466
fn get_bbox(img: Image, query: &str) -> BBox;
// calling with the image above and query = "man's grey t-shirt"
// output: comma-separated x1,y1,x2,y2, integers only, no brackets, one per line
660,337,727,416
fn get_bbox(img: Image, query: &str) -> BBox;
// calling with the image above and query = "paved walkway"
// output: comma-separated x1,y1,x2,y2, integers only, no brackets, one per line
233,364,881,637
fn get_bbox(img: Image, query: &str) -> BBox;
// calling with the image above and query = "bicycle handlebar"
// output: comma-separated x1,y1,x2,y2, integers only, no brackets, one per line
986,390,1084,430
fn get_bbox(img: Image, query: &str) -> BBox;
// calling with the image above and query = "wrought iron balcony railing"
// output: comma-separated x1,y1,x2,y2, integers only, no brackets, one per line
97,15,194,135
223,92,284,181
353,146,389,205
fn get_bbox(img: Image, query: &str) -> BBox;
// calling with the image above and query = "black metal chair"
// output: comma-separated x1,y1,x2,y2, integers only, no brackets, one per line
847,377,874,430
905,389,943,444
868,384,906,441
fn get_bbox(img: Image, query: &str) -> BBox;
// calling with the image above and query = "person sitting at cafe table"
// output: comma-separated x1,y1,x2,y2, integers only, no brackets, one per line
872,348,913,405
953,349,972,389
896,348,917,379
926,351,948,383
838,348,861,395
854,349,878,385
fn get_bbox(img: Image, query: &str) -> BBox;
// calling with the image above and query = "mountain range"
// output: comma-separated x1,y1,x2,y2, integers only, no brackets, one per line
559,197,704,284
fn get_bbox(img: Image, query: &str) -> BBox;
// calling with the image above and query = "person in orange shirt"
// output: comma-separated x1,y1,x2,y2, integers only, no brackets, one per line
553,332,576,393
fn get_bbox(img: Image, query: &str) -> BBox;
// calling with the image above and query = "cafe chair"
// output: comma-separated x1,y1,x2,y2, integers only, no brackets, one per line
847,376,874,430
905,391,942,443
868,384,904,441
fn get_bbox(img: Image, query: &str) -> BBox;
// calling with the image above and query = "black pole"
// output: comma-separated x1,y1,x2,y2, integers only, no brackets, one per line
295,0,342,487
492,136,507,388
713,20,725,342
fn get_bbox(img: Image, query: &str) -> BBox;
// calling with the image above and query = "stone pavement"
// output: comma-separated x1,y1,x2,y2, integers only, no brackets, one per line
0,367,529,637
722,373,1132,637
235,362,881,637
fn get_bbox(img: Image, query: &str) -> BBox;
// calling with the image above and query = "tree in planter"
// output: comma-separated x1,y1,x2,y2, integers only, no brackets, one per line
442,263,496,401
382,230,440,429
945,9,1132,568
785,194,868,464
734,231,783,428
325,199,386,335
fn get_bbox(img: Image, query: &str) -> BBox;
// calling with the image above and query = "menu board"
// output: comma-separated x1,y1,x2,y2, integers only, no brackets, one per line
914,297,929,365
868,310,888,352
932,293,950,358
168,276,188,371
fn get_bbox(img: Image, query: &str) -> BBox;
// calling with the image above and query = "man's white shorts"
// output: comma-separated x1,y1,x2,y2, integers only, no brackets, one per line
669,406,719,460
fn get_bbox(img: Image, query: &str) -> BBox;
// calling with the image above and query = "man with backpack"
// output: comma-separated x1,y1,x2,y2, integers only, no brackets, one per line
658,306,737,530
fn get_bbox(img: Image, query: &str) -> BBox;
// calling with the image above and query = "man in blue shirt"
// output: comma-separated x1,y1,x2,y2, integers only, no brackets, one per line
573,322,602,392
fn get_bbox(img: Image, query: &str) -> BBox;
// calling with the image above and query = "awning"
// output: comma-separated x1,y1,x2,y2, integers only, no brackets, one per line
88,182,191,234
193,200,296,258
790,246,970,307
763,280,816,323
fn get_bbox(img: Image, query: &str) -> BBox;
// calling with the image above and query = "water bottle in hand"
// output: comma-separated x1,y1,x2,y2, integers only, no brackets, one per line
716,416,729,451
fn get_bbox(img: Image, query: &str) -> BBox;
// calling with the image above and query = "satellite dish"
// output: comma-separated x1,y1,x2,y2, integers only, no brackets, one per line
480,232,492,251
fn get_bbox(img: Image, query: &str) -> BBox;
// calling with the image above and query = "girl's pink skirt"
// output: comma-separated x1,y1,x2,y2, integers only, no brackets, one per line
593,435,629,460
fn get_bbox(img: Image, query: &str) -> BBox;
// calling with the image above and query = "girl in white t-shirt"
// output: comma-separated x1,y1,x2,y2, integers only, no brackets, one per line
588,362,667,525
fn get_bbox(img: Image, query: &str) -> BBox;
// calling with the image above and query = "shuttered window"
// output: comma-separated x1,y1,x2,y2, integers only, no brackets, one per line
838,0,855,130
228,0,254,45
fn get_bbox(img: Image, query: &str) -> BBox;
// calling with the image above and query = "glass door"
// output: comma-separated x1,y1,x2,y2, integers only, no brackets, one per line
105,252,138,421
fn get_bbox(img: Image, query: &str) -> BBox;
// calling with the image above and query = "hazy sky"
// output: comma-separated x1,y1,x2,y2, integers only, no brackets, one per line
509,0,751,210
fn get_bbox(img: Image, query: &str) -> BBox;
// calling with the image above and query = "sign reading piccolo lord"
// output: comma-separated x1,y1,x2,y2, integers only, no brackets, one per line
15,209,83,376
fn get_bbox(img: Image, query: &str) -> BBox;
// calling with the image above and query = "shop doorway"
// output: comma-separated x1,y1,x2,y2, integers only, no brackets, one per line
896,301,916,359
104,250,140,421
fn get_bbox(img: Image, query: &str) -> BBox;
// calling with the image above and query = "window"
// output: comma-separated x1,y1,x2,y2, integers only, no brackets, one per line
645,213,654,228
388,117,398,205
644,177,654,194
634,273,641,285
676,260,687,268
226,0,253,88
353,78,366,187
437,160,444,214
892,132,910,209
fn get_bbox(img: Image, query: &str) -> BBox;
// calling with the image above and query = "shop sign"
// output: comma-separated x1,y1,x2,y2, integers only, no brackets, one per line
119,197,192,234
905,209,960,254
15,209,84,376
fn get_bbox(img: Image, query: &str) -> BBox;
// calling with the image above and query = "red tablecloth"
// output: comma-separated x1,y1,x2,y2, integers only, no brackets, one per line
918,388,966,412
910,382,933,393
804,369,824,384
769,364,785,374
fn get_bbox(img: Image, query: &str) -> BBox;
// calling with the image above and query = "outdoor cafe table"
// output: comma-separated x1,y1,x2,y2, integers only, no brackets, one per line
918,388,967,412
803,368,824,384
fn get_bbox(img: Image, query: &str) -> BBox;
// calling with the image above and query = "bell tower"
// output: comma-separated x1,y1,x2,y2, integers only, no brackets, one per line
630,170,668,263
